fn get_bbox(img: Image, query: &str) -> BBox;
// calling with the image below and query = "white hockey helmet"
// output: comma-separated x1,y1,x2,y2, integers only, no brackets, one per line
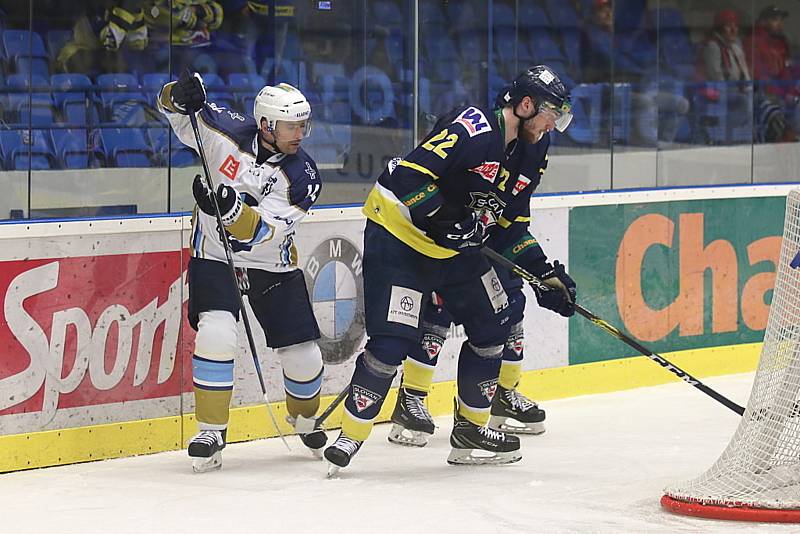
253,83,312,136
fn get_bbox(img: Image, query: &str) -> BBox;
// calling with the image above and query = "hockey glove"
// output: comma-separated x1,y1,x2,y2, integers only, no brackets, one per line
424,209,482,251
192,174,243,226
170,71,206,115
532,260,577,317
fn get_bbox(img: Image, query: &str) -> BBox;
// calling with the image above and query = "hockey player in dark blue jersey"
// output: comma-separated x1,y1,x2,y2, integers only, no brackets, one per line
159,72,328,471
388,78,576,447
324,65,575,474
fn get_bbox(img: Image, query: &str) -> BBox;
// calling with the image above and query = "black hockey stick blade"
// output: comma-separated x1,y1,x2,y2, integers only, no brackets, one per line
480,247,745,416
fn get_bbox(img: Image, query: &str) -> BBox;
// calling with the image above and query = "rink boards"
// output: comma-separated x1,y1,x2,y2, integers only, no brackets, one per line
0,184,794,472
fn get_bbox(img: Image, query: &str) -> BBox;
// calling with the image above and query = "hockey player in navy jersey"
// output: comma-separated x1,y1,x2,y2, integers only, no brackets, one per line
324,65,575,474
158,71,327,472
388,78,575,448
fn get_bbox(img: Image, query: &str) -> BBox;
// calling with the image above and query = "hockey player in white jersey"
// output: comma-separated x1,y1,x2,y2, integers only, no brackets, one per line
158,71,326,472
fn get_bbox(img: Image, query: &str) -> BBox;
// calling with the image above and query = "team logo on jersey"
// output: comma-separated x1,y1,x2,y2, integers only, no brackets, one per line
507,333,524,357
208,102,226,113
352,385,381,412
219,155,240,180
421,333,444,359
227,110,245,122
470,162,500,183
512,174,532,196
453,107,492,137
304,236,365,365
304,161,317,181
478,378,498,401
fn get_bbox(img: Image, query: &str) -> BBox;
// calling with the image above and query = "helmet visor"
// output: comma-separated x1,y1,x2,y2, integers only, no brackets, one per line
275,118,313,138
539,100,573,132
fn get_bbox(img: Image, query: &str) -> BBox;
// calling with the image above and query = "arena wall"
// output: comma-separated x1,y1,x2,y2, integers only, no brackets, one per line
0,184,794,472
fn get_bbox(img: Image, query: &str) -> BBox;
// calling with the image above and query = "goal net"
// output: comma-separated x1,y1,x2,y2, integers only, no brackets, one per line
662,190,800,522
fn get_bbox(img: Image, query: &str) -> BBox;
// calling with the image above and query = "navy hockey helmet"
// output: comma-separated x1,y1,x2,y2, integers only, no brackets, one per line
499,65,573,132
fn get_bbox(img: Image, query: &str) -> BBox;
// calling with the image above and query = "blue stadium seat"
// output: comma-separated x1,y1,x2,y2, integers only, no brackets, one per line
2,30,47,60
0,129,55,170
425,34,459,81
51,73,95,121
141,72,170,105
611,83,632,144
544,0,581,29
565,83,603,145
202,72,237,110
457,32,482,60
99,127,153,167
420,0,448,34
15,57,49,78
6,73,54,126
46,30,72,60
372,0,404,31
652,9,695,80
145,127,196,167
529,31,564,63
518,4,551,33
97,73,147,122
50,128,102,169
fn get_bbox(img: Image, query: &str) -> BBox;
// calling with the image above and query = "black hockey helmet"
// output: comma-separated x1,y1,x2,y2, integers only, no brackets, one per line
499,65,573,132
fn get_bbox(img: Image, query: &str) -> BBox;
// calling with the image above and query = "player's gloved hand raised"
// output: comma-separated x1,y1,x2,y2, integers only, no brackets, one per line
424,209,483,251
170,71,206,115
532,260,576,317
192,174,242,225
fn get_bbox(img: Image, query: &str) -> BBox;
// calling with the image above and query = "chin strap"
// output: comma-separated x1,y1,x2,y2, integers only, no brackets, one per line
259,129,283,155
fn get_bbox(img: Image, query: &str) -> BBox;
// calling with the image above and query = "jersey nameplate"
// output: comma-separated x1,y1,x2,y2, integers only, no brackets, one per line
453,107,492,137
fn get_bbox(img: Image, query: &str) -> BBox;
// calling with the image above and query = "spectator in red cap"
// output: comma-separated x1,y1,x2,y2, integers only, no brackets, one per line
694,8,753,143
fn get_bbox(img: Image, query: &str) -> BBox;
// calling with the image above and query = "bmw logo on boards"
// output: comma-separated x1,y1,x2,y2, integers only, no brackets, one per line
304,236,365,364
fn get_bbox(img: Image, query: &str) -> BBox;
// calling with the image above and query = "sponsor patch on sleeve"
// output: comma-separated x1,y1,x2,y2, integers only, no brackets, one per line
453,107,492,137
512,174,532,195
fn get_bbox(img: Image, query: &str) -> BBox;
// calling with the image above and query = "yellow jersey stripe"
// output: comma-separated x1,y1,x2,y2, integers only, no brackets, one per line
362,185,457,260
398,160,440,181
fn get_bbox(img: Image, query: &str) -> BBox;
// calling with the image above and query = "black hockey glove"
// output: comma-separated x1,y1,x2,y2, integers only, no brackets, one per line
192,174,242,226
170,71,206,114
531,260,577,317
424,209,483,251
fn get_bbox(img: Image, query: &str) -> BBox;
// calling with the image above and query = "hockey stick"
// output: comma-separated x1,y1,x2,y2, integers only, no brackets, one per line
480,247,746,416
294,386,349,434
187,107,291,450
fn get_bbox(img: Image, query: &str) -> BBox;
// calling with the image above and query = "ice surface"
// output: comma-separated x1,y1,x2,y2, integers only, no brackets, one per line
3,373,797,533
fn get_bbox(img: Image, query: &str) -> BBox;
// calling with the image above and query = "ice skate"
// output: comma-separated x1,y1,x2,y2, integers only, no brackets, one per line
188,429,226,473
289,416,328,459
448,402,521,466
388,387,435,447
489,385,546,435
324,433,363,477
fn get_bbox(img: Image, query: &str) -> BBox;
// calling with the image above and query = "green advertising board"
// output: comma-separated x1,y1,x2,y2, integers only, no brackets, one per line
569,196,785,365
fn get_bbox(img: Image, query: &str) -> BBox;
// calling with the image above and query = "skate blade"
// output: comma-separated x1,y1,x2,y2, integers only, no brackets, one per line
489,415,545,435
446,448,522,466
192,452,222,473
387,424,431,447
326,462,341,478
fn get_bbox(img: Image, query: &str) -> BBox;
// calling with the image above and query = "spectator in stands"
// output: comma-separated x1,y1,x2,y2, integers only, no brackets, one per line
143,0,224,74
580,0,689,146
744,5,799,142
696,8,754,143
56,1,148,75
